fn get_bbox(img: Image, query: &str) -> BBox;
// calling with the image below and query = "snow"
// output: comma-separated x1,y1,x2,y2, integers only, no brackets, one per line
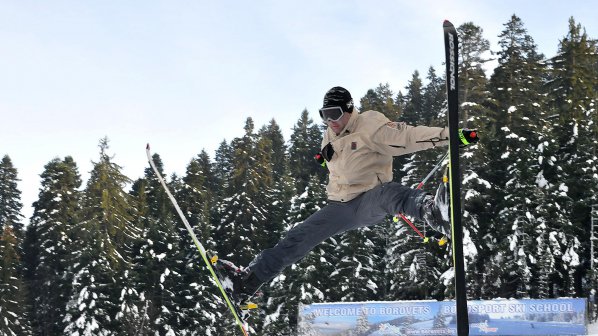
366,279,378,291
463,229,478,259
536,171,549,188
160,268,171,283
559,182,569,196
564,246,581,267
263,303,283,328
462,171,491,189
439,267,455,287
568,120,579,145
155,252,166,261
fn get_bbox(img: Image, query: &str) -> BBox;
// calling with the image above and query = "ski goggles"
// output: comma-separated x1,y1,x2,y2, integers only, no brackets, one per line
319,106,344,122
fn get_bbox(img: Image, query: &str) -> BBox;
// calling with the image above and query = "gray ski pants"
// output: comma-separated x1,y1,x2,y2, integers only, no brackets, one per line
249,182,428,282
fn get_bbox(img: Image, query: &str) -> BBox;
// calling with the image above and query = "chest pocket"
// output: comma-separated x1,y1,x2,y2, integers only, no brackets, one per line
331,135,365,169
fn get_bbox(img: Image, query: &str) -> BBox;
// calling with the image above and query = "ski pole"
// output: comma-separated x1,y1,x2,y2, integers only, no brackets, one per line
416,151,449,189
393,151,449,243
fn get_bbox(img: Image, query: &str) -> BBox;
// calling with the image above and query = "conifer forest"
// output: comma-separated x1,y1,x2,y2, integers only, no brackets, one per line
1,16,598,335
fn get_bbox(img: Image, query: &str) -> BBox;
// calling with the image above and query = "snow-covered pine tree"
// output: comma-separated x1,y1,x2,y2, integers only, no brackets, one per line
178,150,218,252
543,17,598,296
25,156,81,335
216,118,274,265
261,119,288,183
288,109,326,193
359,83,401,121
422,67,447,127
0,225,33,335
0,155,32,334
488,14,548,298
457,22,492,125
258,122,292,249
214,140,234,196
64,138,138,335
0,155,24,235
534,230,557,298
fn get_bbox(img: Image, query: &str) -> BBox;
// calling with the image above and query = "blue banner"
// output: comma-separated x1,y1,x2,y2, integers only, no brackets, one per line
297,298,587,335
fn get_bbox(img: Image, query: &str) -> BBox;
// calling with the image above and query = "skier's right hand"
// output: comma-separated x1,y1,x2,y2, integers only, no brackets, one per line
314,152,326,167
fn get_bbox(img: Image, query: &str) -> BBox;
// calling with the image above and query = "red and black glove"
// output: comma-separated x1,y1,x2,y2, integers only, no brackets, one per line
314,153,326,167
458,128,479,146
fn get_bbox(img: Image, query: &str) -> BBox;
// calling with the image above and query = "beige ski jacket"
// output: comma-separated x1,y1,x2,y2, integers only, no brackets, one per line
322,109,449,202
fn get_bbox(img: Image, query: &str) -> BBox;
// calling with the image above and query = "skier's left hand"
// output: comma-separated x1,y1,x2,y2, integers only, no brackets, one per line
458,128,479,146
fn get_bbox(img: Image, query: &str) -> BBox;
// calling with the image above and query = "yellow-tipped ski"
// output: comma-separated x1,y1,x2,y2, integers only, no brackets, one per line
147,144,250,336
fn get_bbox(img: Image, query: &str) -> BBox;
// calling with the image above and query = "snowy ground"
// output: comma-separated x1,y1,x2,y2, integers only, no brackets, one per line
589,321,598,335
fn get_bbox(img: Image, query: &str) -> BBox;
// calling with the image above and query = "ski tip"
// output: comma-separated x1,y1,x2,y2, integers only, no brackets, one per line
443,19,453,27
146,143,150,150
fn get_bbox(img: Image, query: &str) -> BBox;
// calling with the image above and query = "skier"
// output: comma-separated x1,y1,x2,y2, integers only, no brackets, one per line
217,86,478,303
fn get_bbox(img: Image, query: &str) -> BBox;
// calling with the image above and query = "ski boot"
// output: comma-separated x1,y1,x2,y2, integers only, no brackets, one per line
420,179,451,243
211,256,262,316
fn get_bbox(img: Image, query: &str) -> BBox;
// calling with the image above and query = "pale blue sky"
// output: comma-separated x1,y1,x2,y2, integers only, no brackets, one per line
1,1,597,220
